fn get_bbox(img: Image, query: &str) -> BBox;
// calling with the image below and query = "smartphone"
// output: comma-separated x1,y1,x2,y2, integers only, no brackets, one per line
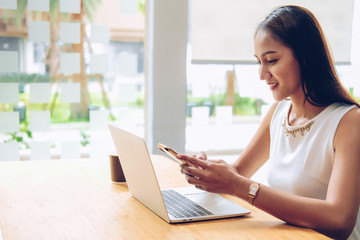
158,143,190,165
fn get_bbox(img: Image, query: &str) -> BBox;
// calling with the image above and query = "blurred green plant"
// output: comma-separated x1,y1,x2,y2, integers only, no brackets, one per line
187,93,265,116
8,90,144,124
80,129,90,147
138,0,146,15
3,122,33,149
349,87,360,103
0,73,50,84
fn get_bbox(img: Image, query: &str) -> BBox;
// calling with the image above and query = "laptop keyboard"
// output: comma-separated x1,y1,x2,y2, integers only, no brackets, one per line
162,190,214,219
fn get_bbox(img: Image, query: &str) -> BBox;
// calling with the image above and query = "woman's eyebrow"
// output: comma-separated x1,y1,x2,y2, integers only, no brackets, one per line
254,50,278,58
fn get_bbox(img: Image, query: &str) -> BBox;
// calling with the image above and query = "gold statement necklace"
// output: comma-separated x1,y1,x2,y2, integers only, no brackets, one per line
282,104,315,138
282,117,315,137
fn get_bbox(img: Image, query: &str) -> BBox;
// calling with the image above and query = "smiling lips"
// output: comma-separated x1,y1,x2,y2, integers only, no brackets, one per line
267,82,279,90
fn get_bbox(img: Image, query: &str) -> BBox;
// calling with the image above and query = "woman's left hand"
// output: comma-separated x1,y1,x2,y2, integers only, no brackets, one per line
177,154,241,195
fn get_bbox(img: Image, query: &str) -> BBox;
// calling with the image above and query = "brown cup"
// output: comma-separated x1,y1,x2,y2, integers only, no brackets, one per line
110,154,126,183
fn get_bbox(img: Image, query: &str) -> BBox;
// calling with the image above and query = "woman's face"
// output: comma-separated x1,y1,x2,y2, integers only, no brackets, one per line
254,29,303,102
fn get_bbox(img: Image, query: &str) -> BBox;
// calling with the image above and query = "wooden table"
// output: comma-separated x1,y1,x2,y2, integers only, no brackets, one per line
0,155,330,240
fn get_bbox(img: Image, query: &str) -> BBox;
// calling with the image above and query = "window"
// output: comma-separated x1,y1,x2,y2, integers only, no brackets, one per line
0,0,146,160
186,0,360,154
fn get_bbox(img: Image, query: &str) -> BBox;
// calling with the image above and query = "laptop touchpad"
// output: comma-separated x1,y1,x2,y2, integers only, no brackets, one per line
185,192,241,213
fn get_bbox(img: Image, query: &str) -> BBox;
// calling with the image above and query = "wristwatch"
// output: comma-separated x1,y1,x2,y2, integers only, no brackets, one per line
248,183,260,205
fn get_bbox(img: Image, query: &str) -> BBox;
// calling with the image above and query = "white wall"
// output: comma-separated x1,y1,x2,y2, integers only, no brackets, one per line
145,0,188,154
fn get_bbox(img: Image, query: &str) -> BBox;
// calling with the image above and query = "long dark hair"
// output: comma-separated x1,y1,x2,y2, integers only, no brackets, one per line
256,5,359,107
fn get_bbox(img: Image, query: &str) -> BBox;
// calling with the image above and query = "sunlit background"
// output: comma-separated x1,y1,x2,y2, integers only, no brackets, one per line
0,0,359,182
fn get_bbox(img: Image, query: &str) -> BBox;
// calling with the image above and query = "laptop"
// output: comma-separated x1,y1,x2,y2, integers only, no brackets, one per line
108,124,250,223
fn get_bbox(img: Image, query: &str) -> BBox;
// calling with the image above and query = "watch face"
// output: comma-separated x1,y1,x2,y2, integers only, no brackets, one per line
249,186,257,195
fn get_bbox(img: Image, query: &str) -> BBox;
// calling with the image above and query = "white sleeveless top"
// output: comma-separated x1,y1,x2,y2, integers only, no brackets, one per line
268,100,359,240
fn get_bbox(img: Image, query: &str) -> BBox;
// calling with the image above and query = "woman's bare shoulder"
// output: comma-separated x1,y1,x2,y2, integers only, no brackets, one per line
335,106,360,146
340,106,360,126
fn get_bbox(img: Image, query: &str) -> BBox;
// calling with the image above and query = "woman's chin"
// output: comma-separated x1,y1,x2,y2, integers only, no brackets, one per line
271,93,290,102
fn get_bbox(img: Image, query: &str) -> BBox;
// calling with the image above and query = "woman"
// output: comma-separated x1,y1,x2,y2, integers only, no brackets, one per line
178,5,360,240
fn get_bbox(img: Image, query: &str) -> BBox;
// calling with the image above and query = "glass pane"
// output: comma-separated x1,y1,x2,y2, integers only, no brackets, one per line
0,0,146,160
187,1,360,157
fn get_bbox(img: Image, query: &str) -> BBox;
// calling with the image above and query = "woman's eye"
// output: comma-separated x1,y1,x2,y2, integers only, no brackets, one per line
268,59,278,64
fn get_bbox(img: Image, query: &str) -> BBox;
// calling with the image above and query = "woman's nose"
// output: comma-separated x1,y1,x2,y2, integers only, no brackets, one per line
259,66,272,80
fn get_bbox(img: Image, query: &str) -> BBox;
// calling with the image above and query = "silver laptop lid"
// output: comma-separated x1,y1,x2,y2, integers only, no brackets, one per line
108,124,170,222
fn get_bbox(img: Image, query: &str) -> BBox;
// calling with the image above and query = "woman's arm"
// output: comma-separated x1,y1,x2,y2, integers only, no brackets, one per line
253,107,360,239
231,102,277,177
179,107,360,240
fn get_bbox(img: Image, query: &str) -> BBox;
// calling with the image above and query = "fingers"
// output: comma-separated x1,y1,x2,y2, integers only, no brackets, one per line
180,164,186,174
181,163,206,184
191,151,207,160
180,163,193,177
178,155,210,190
198,151,207,160
177,154,208,169
180,162,211,192
184,171,202,184
195,185,204,190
